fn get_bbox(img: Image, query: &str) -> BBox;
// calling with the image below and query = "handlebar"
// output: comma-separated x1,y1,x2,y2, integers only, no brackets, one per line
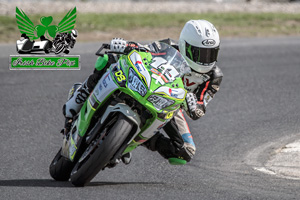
95,41,151,56
95,43,111,56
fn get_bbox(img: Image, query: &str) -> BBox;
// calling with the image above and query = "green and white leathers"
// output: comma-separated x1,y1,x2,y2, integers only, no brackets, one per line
50,42,190,186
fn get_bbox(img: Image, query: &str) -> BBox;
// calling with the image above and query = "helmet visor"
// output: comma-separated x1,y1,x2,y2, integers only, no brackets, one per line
185,41,219,65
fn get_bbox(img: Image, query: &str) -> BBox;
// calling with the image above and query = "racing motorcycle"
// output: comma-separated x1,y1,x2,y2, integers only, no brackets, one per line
52,33,75,54
49,42,190,186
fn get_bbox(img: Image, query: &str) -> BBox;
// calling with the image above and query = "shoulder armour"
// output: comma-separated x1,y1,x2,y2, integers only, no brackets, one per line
212,65,223,78
210,65,223,92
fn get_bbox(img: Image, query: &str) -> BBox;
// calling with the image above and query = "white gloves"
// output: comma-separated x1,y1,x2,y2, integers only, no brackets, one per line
110,38,127,52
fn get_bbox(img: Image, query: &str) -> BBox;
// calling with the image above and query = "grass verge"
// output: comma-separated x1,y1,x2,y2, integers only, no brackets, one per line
1,12,300,43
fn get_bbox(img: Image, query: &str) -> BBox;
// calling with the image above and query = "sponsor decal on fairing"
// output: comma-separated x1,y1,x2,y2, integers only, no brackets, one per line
128,68,147,97
154,86,186,100
129,51,151,88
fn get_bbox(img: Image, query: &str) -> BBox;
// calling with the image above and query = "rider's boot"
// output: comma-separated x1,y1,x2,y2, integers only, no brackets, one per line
121,152,132,165
105,152,132,169
143,133,193,163
62,80,91,133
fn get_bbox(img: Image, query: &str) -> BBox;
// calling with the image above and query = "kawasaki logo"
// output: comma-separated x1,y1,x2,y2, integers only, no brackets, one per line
202,39,216,46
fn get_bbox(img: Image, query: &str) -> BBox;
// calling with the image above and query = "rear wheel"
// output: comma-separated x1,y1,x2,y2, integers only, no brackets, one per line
49,148,75,181
70,113,133,186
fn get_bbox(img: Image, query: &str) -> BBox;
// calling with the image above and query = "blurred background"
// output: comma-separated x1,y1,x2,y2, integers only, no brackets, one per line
0,0,299,42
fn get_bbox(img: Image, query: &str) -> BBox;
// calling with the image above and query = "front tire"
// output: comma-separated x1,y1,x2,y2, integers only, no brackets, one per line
55,43,65,54
70,113,133,186
49,148,75,181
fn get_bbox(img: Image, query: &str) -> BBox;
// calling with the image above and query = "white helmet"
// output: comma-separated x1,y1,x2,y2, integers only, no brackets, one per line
179,20,220,73
71,29,78,40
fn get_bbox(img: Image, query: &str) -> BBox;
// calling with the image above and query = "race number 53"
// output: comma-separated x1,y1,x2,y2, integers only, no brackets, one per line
115,70,126,82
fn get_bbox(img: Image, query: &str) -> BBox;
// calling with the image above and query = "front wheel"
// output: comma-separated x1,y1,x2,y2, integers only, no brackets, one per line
70,113,133,186
49,148,75,181
55,43,65,54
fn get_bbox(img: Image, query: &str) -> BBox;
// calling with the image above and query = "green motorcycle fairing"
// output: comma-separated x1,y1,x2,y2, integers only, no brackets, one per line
62,42,190,162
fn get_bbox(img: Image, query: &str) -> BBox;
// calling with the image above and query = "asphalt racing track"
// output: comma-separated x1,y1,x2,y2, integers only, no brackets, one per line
1,37,300,200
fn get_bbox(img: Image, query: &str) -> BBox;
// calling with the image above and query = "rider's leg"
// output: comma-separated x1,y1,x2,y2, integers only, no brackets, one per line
63,79,90,118
143,110,195,162
62,52,116,120
172,109,196,157
162,109,195,161
63,68,107,118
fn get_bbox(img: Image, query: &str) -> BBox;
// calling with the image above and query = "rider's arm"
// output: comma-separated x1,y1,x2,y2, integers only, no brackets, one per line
195,66,223,108
185,66,223,120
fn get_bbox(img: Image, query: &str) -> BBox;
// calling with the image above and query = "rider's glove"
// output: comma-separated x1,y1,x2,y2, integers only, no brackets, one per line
110,38,127,52
184,93,205,120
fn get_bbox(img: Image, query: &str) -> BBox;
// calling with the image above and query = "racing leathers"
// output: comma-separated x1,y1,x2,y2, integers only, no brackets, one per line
63,38,223,163
143,39,223,162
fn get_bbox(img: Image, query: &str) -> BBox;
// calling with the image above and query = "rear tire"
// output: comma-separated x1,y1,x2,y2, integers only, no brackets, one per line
49,148,75,181
70,113,133,186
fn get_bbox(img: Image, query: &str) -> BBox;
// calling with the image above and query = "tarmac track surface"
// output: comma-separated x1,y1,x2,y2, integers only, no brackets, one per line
0,37,300,200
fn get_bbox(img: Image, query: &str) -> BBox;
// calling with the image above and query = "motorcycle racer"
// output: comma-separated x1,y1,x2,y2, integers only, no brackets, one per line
53,29,78,54
63,19,223,164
